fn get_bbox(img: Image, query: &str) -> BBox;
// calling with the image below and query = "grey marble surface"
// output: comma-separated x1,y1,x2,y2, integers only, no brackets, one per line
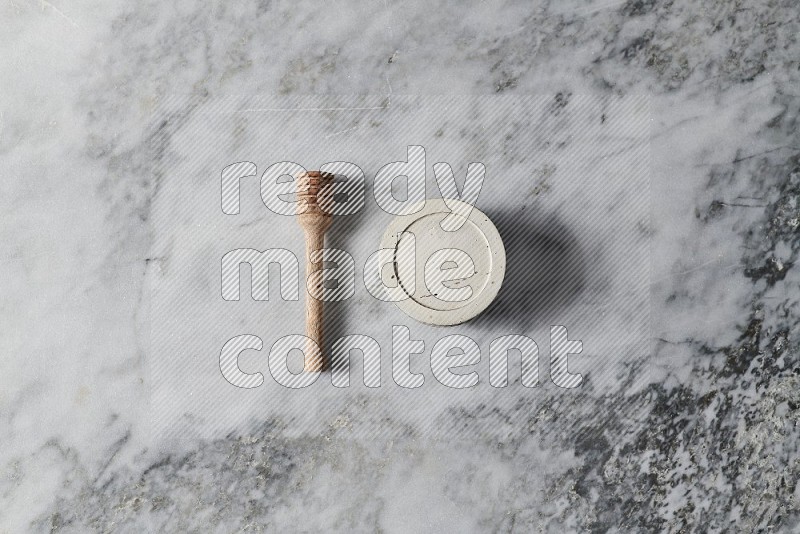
2,0,799,532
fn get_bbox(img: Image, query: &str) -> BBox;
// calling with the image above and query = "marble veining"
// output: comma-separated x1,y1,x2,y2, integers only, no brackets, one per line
1,0,799,532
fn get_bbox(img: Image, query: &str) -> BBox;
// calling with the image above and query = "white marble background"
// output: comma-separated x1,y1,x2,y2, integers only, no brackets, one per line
148,94,650,444
1,0,799,532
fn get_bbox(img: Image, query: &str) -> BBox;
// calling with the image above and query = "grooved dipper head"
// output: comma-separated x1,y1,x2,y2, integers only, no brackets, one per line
296,171,335,216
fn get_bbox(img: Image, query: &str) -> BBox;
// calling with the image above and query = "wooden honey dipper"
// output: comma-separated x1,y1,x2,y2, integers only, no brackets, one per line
296,171,335,372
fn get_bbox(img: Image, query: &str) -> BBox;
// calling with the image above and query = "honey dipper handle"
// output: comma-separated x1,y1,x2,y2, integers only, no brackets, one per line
303,227,326,372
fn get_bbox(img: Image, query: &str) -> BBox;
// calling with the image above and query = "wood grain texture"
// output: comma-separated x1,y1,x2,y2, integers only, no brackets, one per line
296,171,334,372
